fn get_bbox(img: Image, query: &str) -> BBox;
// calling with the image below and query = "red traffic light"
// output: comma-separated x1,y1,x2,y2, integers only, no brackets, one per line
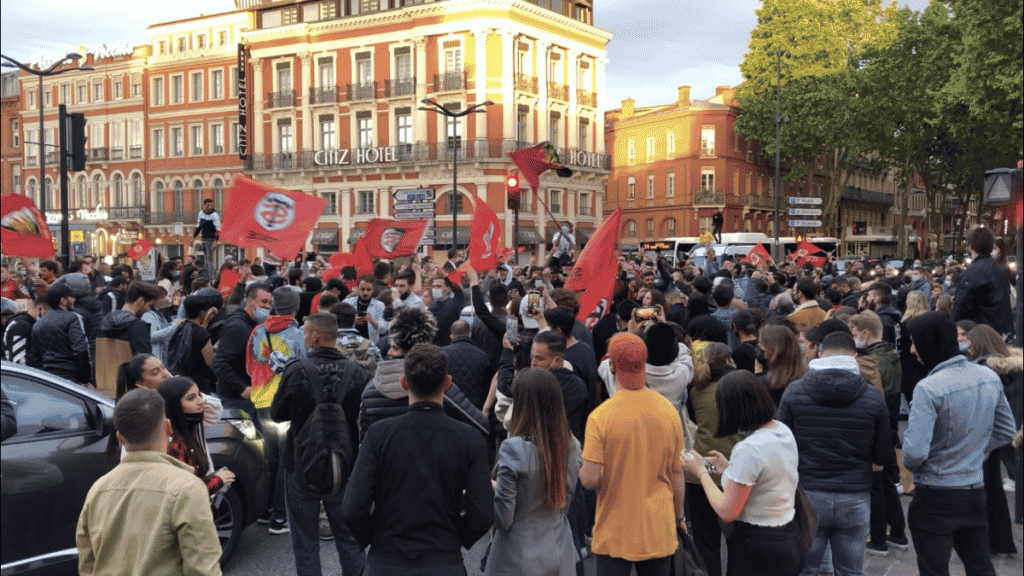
506,174,518,189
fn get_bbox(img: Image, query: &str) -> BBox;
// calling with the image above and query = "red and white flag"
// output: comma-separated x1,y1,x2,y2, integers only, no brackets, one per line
745,244,771,267
0,194,55,259
362,218,428,259
794,240,823,265
565,209,621,323
127,238,153,261
219,176,326,258
469,199,500,271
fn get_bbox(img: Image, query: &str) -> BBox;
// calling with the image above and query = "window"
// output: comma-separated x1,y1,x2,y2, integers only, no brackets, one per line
700,169,715,191
152,128,165,157
176,36,187,52
132,82,140,97
444,45,462,73
173,180,184,215
91,175,103,206
444,103,461,153
666,218,676,236
646,219,654,238
396,109,412,147
444,191,463,215
550,190,561,213
112,174,124,206
278,120,293,154
213,178,225,211
231,122,240,153
303,3,320,22
27,90,36,109
11,119,18,147
627,175,635,200
195,33,207,50
549,113,560,146
190,126,203,155
395,49,412,81
171,75,183,104
93,80,104,101
276,62,292,92
667,131,675,155
153,181,165,213
647,173,655,198
667,170,675,198
2,376,91,439
190,72,203,102
262,8,282,27
319,115,335,150
579,192,591,216
218,31,228,46
113,81,122,99
646,135,654,161
626,220,637,237
230,66,239,97
132,173,143,206
700,216,712,231
158,40,167,55
110,121,123,159
192,179,204,212
627,138,635,163
701,126,715,156
212,124,224,154
12,166,20,194
61,84,70,104
357,190,375,214
44,91,51,106
517,108,529,145
211,70,224,99
322,191,338,215
282,6,299,24
318,58,334,87
77,83,87,103
171,127,183,156
578,118,589,150
25,129,37,164
357,113,373,149
355,53,371,84
322,0,339,19
129,120,142,158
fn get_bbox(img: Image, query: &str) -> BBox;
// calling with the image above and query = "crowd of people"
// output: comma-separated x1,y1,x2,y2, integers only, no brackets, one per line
0,223,1021,576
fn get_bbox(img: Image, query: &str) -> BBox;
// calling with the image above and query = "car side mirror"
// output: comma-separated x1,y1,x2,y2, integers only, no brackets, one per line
88,402,112,438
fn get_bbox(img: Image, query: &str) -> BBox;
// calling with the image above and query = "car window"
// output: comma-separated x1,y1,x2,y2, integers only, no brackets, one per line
2,375,92,439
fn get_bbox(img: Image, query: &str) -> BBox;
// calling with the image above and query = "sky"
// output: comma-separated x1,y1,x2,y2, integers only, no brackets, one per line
1,0,931,108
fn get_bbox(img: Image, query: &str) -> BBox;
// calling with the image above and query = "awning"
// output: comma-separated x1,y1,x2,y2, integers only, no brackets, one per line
545,225,591,244
433,226,471,245
312,228,339,245
346,229,366,244
514,227,544,245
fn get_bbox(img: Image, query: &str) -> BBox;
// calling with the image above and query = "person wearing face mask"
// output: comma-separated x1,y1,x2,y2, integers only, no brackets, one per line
906,265,932,309
548,222,576,273
951,227,1014,336
212,282,273,430
141,286,180,364
427,273,465,347
158,377,235,495
391,270,424,310
29,283,92,385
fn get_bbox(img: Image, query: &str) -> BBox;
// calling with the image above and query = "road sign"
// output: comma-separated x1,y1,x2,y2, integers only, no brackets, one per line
393,188,434,202
787,208,823,217
394,201,433,211
788,196,823,205
788,219,823,228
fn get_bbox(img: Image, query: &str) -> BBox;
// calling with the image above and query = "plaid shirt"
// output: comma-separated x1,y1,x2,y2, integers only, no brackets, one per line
168,431,223,495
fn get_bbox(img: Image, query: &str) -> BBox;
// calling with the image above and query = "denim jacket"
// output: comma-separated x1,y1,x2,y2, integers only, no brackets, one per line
902,355,1015,487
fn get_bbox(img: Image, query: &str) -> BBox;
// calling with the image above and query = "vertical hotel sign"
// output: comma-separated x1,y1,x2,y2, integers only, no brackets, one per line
237,43,248,160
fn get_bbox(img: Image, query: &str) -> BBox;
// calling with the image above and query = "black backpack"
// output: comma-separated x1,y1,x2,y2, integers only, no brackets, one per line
293,358,355,494
166,321,197,377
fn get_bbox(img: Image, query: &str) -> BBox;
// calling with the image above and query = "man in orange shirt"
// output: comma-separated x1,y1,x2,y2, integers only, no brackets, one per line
580,332,686,576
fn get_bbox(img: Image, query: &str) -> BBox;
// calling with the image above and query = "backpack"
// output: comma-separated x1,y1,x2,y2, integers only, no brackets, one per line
293,358,355,494
166,321,197,377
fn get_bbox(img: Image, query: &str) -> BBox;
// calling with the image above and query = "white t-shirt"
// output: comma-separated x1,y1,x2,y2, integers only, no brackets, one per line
723,420,799,527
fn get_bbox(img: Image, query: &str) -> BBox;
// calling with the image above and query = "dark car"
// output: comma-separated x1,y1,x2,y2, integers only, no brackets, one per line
0,361,268,575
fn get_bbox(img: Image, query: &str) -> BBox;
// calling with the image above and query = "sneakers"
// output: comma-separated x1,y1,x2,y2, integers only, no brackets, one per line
865,541,890,556
257,509,273,525
320,511,333,541
268,516,290,535
887,534,910,550
1004,478,1016,492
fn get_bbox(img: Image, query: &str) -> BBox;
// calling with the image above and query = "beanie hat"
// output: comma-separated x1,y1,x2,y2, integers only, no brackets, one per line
644,323,679,367
607,332,647,390
271,286,300,316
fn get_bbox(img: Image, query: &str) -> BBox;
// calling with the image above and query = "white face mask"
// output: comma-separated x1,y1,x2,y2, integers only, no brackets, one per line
992,249,1000,260
854,337,866,350
431,288,445,300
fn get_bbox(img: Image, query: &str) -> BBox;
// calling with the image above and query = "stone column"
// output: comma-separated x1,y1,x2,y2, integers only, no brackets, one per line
473,28,488,143
501,29,515,141
414,36,428,145
252,58,265,155
300,53,313,153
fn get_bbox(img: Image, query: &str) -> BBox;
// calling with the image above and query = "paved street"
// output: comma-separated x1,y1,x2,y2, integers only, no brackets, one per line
225,492,1023,576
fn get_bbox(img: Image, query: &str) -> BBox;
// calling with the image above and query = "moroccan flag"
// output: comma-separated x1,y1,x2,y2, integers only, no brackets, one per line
565,209,621,323
127,238,154,261
469,199,500,271
362,218,428,259
745,243,771,267
218,269,241,299
219,176,326,258
507,142,573,194
1,193,55,259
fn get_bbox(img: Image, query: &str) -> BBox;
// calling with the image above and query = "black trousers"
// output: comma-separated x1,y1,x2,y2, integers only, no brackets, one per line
983,451,1017,554
595,554,671,576
725,520,803,576
869,445,906,545
908,486,996,576
685,482,723,576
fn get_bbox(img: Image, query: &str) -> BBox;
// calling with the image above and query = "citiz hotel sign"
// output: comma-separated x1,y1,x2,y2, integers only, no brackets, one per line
237,43,248,160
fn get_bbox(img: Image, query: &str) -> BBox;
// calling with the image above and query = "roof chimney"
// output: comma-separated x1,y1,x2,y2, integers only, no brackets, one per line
678,85,691,107
715,85,730,96
621,97,635,119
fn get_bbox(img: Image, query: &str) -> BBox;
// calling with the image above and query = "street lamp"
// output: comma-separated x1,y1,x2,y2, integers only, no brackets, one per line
418,98,493,250
1,52,93,219
772,48,789,263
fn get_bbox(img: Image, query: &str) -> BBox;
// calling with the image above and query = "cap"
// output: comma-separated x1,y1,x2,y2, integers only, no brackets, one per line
804,318,851,343
519,295,539,329
56,272,92,297
607,332,647,390
271,286,300,316
1,297,16,315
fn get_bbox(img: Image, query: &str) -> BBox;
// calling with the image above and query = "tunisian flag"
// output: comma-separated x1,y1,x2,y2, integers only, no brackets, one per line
565,209,621,323
469,199,500,271
745,244,771,267
219,176,325,258
1,193,55,259
507,142,574,194
362,218,428,259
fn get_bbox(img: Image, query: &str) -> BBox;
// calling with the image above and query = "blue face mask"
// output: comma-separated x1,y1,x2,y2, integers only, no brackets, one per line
254,306,270,323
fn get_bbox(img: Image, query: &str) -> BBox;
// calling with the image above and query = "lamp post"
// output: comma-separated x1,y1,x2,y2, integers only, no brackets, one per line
772,48,789,263
2,53,92,217
418,98,492,250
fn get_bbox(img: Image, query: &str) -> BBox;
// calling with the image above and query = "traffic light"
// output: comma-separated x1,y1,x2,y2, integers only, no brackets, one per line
68,113,87,171
506,171,520,210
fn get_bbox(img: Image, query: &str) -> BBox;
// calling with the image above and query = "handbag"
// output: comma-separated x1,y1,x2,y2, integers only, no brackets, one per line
793,485,819,550
670,527,708,576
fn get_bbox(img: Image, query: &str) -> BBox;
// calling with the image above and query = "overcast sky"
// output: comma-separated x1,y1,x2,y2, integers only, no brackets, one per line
2,0,929,108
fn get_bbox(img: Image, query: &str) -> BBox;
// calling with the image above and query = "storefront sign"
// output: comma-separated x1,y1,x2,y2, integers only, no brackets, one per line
46,208,109,224
69,230,85,242
314,146,400,166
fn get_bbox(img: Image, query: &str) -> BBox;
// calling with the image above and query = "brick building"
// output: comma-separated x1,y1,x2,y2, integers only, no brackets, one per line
1,72,21,201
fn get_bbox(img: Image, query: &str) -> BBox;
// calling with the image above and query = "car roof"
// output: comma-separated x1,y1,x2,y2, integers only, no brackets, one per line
1,361,114,407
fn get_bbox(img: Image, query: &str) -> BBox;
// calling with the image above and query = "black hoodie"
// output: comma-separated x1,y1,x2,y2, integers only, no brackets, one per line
906,311,960,374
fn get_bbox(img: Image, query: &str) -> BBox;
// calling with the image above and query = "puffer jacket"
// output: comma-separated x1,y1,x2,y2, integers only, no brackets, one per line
212,308,258,401
358,357,488,441
442,337,493,410
951,254,1013,334
74,294,105,361
778,356,891,493
28,309,91,384
978,347,1023,428
99,310,152,356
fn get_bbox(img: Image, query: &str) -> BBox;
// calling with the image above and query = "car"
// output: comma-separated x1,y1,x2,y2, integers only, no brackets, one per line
0,361,268,576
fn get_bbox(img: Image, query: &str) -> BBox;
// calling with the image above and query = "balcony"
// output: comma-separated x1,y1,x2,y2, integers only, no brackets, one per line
515,74,538,95
843,186,893,205
347,82,377,101
700,145,715,157
26,156,38,167
108,206,145,220
434,71,464,92
267,90,295,108
89,147,109,162
309,85,338,104
548,82,568,101
110,147,124,161
577,89,597,108
45,151,56,164
742,194,776,211
385,77,416,98
693,189,724,205
145,211,187,225
129,145,143,159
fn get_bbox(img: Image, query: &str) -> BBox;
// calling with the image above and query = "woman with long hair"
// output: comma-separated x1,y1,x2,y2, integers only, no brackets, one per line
485,368,581,576
686,343,743,576
115,353,171,401
757,325,806,406
681,370,803,576
966,324,1021,556
157,376,235,495
902,291,928,322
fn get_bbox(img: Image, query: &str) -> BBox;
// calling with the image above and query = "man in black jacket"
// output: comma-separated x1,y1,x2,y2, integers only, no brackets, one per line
778,331,891,574
344,343,492,575
212,282,272,429
3,294,43,365
441,320,492,410
428,273,464,347
99,281,162,356
951,226,1013,335
29,284,91,384
866,284,902,346
540,305,597,410
468,268,509,376
272,313,368,576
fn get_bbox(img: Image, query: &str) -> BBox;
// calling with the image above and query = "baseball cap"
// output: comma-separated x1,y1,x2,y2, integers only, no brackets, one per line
56,272,92,297
519,295,539,329
607,332,647,390
804,318,851,344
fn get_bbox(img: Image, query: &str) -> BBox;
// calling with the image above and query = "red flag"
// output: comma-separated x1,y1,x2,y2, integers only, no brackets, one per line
218,269,241,299
219,176,326,258
508,143,571,194
565,209,621,323
362,218,427,259
127,238,153,261
0,194,55,259
447,261,471,285
469,199,500,271
351,237,374,276
745,244,771,267
794,240,823,265
328,250,352,269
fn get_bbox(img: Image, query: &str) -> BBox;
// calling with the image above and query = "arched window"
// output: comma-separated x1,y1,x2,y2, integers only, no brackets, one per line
132,173,143,206
75,176,87,208
443,191,464,215
173,180,184,217
153,181,165,213
192,179,204,213
626,220,637,237
44,178,54,209
26,179,38,206
627,175,636,200
212,178,225,211
92,174,104,206
113,174,124,207
666,217,676,237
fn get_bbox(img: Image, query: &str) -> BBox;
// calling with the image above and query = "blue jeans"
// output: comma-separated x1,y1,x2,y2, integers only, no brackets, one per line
284,470,366,576
799,490,870,576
